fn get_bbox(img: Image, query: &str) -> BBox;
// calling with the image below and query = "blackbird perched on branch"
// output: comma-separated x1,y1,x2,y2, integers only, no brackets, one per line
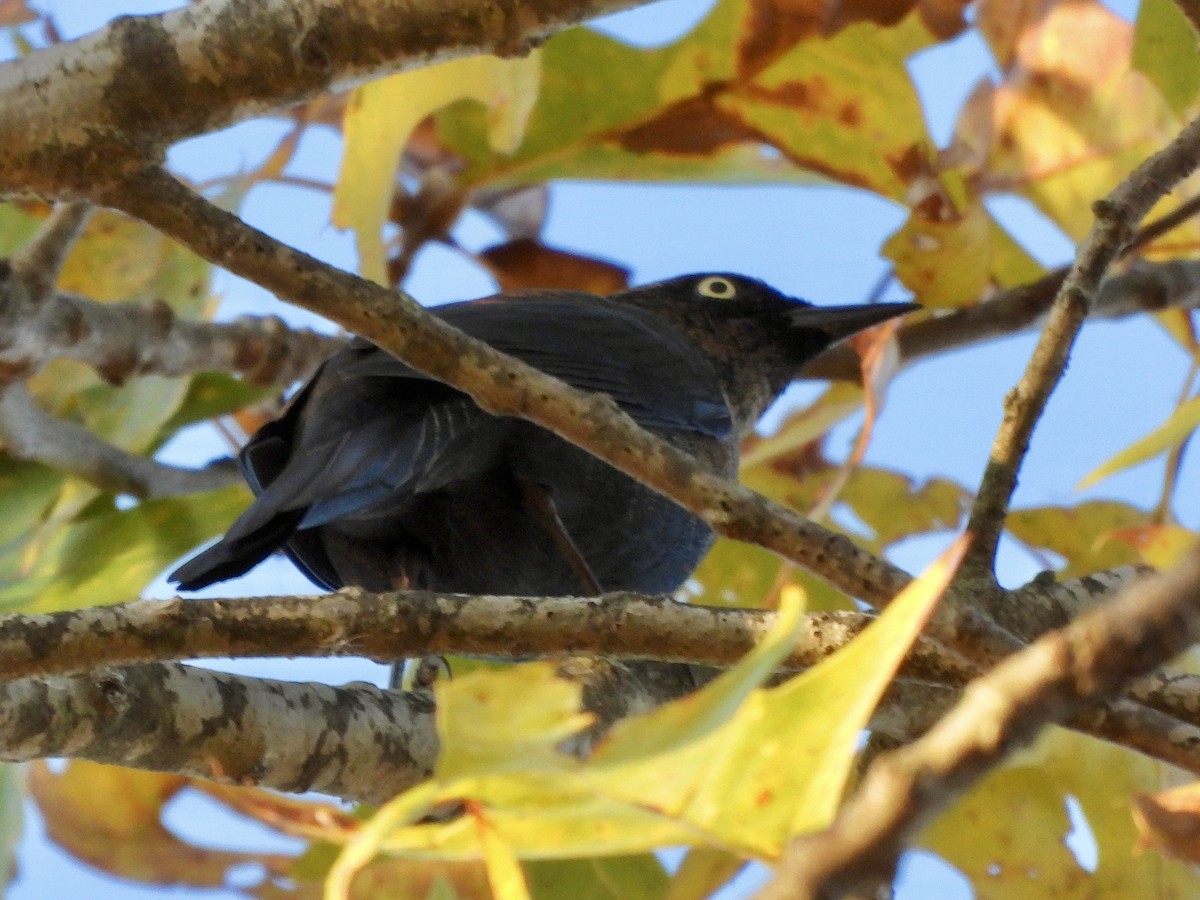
170,274,917,598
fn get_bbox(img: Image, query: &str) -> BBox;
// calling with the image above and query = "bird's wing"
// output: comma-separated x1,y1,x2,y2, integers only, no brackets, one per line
331,296,733,438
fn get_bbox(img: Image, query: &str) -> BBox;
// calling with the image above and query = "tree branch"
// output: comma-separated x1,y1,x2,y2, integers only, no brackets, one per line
962,115,1200,576
759,542,1200,900
805,260,1200,381
0,278,339,386
8,200,91,296
0,663,438,805
0,0,650,198
0,381,239,497
0,590,978,687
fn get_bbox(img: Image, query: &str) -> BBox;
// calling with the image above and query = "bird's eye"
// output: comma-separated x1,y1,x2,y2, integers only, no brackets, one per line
696,277,737,299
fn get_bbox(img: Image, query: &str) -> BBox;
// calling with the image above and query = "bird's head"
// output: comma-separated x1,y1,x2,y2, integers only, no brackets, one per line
614,273,919,434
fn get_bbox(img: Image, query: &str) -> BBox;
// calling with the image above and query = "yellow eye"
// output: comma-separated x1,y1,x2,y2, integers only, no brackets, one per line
696,276,737,299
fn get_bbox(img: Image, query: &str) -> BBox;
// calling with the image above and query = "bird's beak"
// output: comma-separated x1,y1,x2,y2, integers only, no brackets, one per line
787,302,921,344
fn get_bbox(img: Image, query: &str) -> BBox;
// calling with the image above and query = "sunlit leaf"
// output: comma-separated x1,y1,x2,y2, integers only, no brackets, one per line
715,14,937,200
1080,394,1200,489
1102,525,1198,572
475,810,531,900
923,728,1199,897
588,544,959,851
883,200,992,307
924,728,1200,895
0,765,22,890
0,483,249,612
334,52,543,282
1007,501,1147,577
958,0,1189,246
526,855,668,900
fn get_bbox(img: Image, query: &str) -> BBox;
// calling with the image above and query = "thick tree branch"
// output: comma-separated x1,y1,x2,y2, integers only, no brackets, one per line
962,116,1200,577
0,0,649,198
759,543,1200,900
0,663,438,805
0,382,239,497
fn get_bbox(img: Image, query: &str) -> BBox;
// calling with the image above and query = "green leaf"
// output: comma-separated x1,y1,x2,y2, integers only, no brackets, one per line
1079,394,1200,489
527,855,668,900
0,483,249,613
1133,0,1200,118
157,372,274,438
0,766,22,891
717,15,936,201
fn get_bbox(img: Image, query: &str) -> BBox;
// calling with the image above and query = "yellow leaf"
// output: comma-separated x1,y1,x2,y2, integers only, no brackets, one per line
666,846,745,900
1080,394,1200,489
922,728,1200,897
334,53,542,283
1007,502,1147,578
475,809,531,900
588,540,963,854
436,663,594,779
883,201,992,308
338,544,959,869
1101,525,1198,572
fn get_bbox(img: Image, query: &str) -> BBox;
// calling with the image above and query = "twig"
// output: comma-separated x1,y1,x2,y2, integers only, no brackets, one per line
0,0,652,198
962,115,1200,576
758,543,1200,900
0,280,340,386
8,200,91,296
0,382,239,497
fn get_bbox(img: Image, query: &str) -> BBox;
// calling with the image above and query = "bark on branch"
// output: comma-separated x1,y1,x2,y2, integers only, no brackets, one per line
0,663,438,805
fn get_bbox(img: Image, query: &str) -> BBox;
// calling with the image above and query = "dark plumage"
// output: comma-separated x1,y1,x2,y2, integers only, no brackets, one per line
170,274,916,596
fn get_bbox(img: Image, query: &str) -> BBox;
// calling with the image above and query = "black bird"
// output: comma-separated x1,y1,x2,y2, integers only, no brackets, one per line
170,275,916,597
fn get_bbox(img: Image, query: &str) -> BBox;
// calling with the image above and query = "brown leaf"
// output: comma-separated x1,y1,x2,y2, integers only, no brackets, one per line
1133,783,1200,862
619,94,760,157
0,0,36,27
29,762,291,887
739,0,968,75
478,239,629,294
195,782,359,843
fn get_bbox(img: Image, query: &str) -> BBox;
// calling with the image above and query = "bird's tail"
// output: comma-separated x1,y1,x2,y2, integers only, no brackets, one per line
168,507,305,591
